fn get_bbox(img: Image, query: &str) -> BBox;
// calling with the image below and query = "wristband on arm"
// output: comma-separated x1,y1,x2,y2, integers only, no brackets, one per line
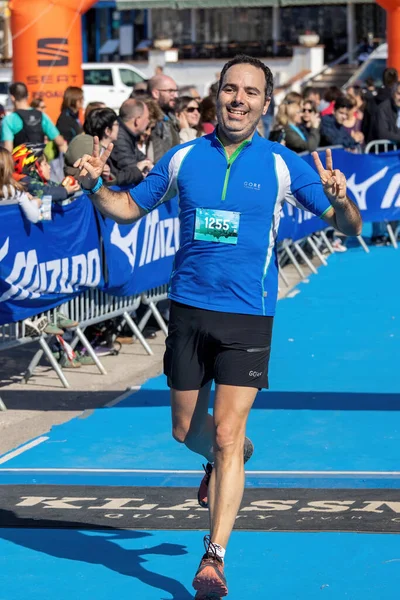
81,176,103,195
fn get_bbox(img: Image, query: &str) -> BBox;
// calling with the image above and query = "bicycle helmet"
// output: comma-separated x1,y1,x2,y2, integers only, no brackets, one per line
12,143,46,175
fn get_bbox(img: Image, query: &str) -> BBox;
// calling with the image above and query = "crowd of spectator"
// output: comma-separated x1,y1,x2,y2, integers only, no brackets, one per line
0,64,399,246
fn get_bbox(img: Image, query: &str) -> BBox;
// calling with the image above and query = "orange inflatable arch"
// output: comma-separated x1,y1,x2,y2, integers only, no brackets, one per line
10,0,96,123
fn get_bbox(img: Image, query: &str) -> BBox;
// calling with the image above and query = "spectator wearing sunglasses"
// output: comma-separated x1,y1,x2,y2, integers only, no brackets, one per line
175,96,202,142
273,97,320,153
301,100,321,137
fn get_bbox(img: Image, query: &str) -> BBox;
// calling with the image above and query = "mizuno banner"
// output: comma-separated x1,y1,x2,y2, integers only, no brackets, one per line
0,196,103,325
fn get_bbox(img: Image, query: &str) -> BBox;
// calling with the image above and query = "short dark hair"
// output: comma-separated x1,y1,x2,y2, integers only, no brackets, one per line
383,67,398,88
324,86,342,103
334,96,353,111
84,107,118,140
218,54,274,100
9,82,28,101
302,86,320,100
119,98,145,122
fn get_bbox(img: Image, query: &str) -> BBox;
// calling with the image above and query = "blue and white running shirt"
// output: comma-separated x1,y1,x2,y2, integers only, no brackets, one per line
131,130,331,316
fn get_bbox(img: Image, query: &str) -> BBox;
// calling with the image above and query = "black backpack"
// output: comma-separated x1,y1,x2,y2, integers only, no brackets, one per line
13,109,45,147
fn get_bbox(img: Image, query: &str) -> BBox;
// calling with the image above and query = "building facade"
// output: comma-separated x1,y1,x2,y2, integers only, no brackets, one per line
83,1,386,64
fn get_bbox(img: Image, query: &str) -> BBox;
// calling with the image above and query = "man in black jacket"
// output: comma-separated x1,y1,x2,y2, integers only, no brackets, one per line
362,67,398,142
376,82,400,143
108,99,153,187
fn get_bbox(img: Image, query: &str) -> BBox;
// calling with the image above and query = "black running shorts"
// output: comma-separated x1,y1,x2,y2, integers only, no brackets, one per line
164,301,273,391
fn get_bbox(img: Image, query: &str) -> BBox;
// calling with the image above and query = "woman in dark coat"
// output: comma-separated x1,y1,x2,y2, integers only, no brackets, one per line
56,86,84,144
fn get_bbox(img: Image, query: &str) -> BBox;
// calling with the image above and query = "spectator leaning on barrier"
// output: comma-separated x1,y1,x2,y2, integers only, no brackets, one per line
175,96,202,143
148,75,180,162
12,143,80,203
273,94,320,153
320,96,358,150
0,146,41,223
375,81,400,143
56,86,84,144
64,134,118,188
108,98,153,187
2,82,66,153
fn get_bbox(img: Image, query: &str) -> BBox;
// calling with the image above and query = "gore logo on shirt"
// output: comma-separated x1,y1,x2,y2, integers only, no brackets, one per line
244,181,261,190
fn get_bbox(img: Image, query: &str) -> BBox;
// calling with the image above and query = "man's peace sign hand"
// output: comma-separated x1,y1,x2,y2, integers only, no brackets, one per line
74,136,113,190
312,148,347,204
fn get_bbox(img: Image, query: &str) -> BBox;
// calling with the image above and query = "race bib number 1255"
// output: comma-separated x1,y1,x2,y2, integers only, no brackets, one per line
194,208,240,245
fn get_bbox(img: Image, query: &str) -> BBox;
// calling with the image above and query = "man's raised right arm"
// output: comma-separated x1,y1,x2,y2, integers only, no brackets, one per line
89,186,145,224
74,136,145,224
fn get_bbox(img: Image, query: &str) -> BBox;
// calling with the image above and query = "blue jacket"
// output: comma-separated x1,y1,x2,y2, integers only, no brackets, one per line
132,130,331,316
320,114,358,149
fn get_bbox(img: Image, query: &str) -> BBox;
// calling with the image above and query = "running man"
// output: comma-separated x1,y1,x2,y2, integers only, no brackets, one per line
75,55,362,599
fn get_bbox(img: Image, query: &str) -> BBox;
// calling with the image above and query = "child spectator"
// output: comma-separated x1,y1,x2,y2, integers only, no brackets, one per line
0,146,41,223
12,143,80,203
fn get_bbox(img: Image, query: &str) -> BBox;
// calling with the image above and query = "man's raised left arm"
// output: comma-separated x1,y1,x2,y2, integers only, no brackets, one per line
313,149,362,236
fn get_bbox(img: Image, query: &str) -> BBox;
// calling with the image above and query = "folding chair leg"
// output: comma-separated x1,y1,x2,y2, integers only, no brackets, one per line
357,235,370,253
387,223,398,249
278,266,290,287
148,301,169,336
23,348,44,383
0,396,7,411
123,311,153,356
319,230,334,254
75,327,107,375
137,308,152,332
307,236,328,266
39,337,70,389
293,242,317,274
284,244,306,279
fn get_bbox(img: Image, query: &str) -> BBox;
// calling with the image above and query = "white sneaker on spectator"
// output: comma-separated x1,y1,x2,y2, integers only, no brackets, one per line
331,238,347,253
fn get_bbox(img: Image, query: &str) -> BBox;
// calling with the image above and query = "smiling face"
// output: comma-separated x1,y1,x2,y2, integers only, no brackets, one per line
185,101,201,127
216,63,270,144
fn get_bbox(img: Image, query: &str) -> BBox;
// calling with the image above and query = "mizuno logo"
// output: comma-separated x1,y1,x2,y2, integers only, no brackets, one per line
37,38,69,67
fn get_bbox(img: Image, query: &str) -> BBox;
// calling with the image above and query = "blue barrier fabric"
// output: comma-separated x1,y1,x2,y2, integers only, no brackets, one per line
1,149,400,324
98,199,179,296
304,148,400,223
0,196,103,325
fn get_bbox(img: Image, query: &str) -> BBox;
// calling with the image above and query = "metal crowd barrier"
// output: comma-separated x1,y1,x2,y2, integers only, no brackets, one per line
2,141,395,410
0,287,170,410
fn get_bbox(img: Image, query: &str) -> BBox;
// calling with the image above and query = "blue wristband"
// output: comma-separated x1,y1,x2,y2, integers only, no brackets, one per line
82,176,103,195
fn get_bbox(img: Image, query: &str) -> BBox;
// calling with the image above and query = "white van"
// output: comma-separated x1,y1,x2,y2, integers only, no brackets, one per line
345,43,387,88
82,62,147,111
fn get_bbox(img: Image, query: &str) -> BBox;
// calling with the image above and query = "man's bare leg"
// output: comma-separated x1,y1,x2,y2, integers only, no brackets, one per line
207,384,258,548
170,380,214,461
